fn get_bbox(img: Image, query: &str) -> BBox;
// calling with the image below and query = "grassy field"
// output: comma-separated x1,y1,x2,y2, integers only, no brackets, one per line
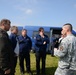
15,53,58,75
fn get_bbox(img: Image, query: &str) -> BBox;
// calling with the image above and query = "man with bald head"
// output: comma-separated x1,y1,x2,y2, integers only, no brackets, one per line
54,23,76,75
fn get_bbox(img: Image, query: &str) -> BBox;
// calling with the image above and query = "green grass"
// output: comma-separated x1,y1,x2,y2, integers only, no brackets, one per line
15,53,58,75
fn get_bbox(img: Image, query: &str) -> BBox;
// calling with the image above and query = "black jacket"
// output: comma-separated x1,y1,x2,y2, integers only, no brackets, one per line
0,28,14,71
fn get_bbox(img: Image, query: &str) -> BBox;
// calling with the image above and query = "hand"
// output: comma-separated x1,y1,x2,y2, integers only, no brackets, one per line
43,41,46,44
40,35,44,38
54,48,58,50
40,32,44,38
4,69,10,74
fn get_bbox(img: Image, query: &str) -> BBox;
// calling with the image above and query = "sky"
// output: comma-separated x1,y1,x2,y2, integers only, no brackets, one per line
0,0,76,29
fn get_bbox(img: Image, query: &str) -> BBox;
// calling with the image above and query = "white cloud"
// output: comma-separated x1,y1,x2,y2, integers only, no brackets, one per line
26,9,33,14
14,5,33,15
13,0,39,15
20,8,33,15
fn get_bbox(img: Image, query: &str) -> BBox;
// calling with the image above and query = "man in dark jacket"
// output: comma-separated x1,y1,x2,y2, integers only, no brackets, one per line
0,19,14,75
35,27,49,75
18,29,32,75
9,26,18,75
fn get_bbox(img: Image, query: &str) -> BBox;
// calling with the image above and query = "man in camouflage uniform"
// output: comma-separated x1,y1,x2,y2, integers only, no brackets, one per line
54,23,76,75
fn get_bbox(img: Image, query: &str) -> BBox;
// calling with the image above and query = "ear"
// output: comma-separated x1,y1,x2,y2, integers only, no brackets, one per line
1,23,5,26
1,24,5,30
67,28,69,32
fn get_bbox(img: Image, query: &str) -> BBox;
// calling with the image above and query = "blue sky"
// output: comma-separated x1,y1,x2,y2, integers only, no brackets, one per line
0,0,76,29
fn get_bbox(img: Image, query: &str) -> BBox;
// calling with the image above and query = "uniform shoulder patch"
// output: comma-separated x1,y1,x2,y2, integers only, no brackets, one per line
59,46,64,51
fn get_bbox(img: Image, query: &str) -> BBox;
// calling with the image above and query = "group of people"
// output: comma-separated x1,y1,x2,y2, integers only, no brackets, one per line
9,26,33,75
0,19,49,75
0,18,76,75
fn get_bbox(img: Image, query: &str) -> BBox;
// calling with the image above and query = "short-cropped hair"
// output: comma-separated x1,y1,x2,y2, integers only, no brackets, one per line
0,19,11,26
11,26,18,31
63,23,73,31
22,29,27,32
38,27,44,32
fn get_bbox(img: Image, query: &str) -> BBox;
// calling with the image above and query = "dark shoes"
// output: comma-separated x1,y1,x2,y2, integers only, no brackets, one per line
21,72,25,75
21,71,33,75
42,73,46,75
29,72,33,75
36,73,46,75
26,70,33,75
21,70,33,75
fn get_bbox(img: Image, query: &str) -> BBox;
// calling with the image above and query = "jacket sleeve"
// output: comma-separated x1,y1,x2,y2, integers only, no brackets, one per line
18,36,25,43
35,35,43,46
9,35,15,50
29,37,32,50
54,39,68,57
0,35,11,71
45,35,49,44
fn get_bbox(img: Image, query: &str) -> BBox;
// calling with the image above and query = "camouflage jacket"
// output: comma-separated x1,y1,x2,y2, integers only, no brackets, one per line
54,34,76,70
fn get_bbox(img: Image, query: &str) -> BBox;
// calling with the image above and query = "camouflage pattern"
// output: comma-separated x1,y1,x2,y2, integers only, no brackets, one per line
54,34,76,75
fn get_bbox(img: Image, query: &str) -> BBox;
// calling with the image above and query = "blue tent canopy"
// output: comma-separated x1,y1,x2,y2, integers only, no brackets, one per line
18,26,76,36
72,30,76,35
18,26,23,30
23,26,50,32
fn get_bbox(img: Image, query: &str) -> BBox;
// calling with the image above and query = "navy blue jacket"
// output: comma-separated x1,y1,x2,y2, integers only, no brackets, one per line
35,34,49,52
18,35,32,53
9,33,17,51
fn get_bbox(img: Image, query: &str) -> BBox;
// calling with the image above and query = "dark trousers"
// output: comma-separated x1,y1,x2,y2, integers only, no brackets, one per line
51,46,54,56
35,51,46,75
13,56,17,75
19,52,31,73
10,56,17,75
0,69,10,75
